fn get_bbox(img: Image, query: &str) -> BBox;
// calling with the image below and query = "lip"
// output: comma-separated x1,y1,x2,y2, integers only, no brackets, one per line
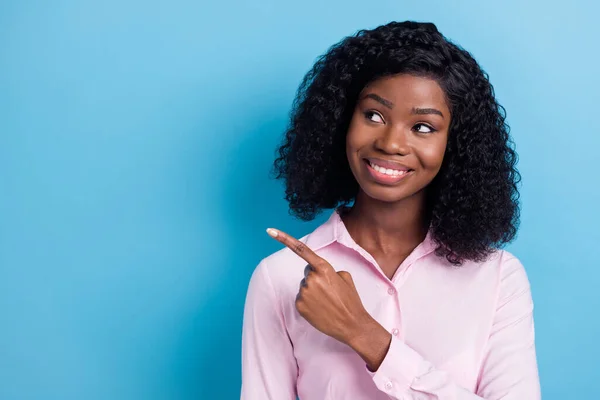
363,159,413,185
365,157,412,171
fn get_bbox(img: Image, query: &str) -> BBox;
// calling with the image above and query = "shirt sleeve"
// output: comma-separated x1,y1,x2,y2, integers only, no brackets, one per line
365,255,541,399
240,259,298,400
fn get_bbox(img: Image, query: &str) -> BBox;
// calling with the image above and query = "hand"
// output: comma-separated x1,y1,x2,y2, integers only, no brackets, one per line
266,227,373,346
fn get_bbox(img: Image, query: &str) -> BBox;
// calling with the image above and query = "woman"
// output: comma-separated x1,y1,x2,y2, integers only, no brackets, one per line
241,21,541,399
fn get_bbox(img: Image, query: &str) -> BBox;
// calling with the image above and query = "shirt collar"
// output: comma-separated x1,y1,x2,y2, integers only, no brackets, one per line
304,206,437,261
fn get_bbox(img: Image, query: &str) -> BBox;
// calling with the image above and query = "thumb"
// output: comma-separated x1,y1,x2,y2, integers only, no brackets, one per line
337,271,356,288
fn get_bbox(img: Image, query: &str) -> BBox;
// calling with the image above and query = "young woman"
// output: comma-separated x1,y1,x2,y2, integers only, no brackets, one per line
241,21,540,399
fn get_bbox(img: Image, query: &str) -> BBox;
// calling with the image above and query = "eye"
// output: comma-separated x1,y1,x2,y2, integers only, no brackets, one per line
363,111,384,124
413,123,436,134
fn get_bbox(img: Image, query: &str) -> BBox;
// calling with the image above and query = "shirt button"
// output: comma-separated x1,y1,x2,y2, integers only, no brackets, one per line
387,287,396,295
385,381,393,390
392,328,399,336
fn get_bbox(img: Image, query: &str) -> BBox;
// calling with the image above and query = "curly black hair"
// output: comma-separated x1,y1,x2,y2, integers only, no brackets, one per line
272,21,521,266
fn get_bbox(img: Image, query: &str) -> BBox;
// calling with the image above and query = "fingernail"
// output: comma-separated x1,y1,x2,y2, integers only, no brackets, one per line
266,228,278,238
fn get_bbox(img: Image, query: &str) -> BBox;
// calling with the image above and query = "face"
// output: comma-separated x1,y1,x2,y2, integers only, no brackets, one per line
346,73,451,203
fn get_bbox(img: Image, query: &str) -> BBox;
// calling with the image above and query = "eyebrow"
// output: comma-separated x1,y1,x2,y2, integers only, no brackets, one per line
362,93,445,119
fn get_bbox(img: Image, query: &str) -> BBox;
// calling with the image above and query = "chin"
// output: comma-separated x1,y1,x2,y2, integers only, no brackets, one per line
358,183,417,203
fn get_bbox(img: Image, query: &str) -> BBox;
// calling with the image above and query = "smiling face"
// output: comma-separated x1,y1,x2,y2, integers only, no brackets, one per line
346,73,451,204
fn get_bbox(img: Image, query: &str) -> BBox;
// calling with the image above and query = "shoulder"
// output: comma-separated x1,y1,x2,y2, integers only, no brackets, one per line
467,248,530,282
470,248,533,305
252,212,338,294
435,248,532,302
250,232,315,300
495,249,534,303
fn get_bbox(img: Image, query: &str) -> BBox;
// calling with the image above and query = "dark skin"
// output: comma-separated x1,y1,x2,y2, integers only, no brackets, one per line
267,73,451,372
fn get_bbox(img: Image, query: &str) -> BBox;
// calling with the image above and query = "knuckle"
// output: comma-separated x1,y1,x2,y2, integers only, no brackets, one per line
311,276,324,288
296,300,306,313
294,242,306,254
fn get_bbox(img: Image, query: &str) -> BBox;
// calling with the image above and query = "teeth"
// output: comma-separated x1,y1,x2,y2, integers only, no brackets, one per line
369,161,408,176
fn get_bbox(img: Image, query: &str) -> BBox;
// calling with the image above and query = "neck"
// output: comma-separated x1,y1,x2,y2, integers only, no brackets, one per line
341,189,430,255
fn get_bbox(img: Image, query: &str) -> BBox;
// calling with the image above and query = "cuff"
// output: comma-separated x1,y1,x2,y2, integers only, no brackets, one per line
366,335,426,395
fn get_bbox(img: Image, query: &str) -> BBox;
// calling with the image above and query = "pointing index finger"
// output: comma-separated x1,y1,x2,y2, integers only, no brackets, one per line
266,228,328,272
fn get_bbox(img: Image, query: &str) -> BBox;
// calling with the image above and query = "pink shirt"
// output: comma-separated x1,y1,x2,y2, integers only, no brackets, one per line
241,208,541,399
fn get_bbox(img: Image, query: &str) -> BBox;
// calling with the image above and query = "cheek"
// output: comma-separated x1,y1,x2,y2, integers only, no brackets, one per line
420,138,447,170
345,117,366,156
346,133,361,157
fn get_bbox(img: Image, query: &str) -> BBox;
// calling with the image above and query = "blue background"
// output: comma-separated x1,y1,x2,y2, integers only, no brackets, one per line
1,0,598,398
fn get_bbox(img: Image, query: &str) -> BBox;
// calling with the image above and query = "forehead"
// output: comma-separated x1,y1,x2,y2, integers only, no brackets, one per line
361,74,449,111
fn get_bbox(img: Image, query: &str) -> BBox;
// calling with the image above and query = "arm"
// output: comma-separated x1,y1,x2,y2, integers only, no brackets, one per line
350,255,541,399
240,259,298,400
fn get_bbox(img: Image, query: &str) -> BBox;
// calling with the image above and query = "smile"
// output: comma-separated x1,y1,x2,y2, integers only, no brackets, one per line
364,159,413,184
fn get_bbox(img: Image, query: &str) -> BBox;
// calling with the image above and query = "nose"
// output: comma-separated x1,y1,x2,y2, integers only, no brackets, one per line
374,126,410,156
